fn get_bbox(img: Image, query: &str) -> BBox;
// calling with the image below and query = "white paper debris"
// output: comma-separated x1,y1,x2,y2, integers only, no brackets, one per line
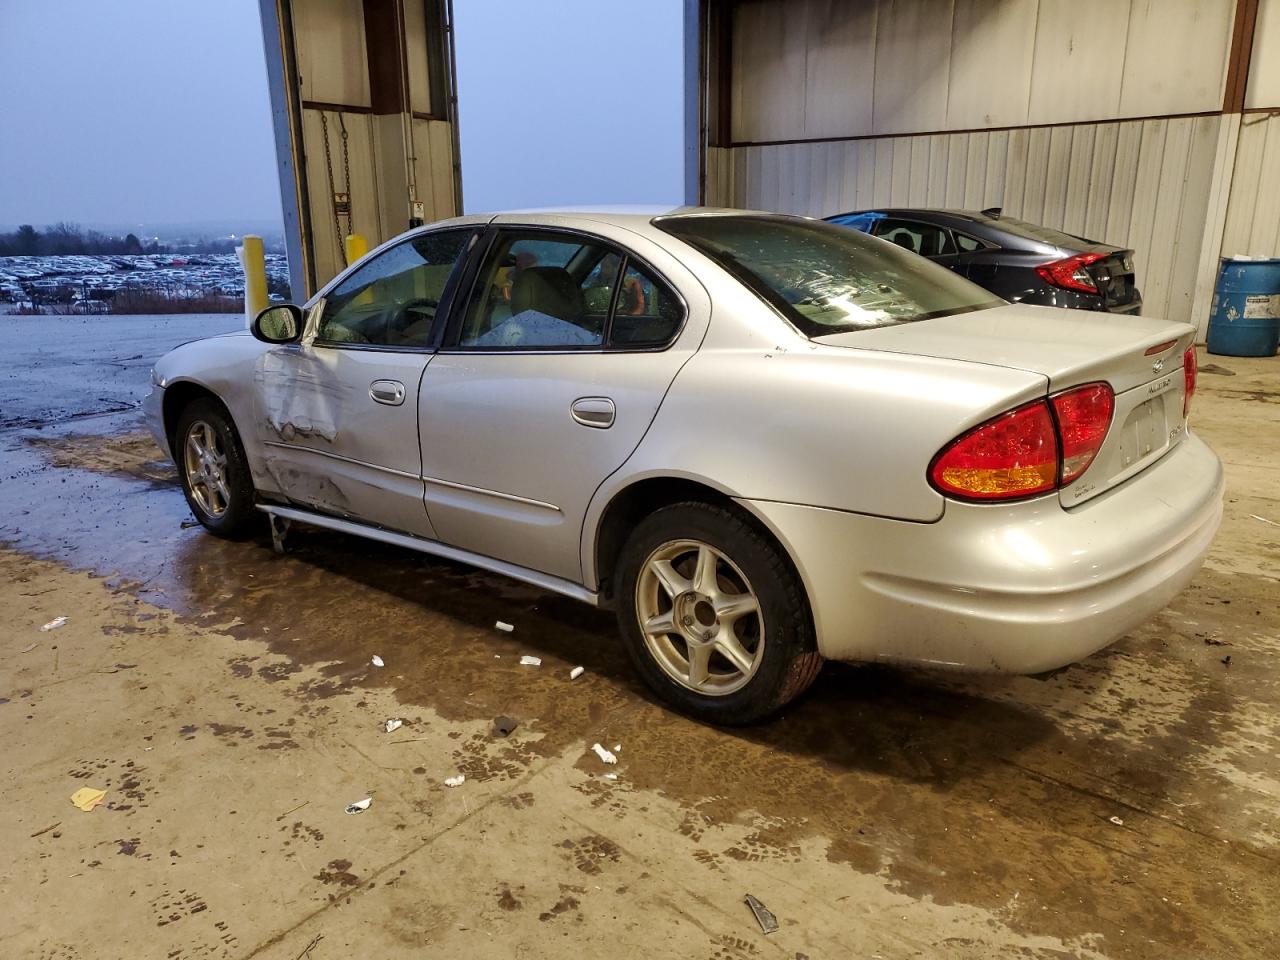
444,775,465,788
40,617,68,632
604,772,618,781
371,655,385,668
519,655,541,666
569,666,585,680
1109,815,1124,826
613,743,621,752
345,797,372,815
591,743,617,765
1250,514,1279,526
495,621,514,632
384,718,403,733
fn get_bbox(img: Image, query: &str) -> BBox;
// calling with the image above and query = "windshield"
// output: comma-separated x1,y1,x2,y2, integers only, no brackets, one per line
657,214,1004,336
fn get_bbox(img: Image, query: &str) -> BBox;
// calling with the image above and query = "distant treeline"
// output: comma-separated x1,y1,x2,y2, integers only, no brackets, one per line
0,223,247,257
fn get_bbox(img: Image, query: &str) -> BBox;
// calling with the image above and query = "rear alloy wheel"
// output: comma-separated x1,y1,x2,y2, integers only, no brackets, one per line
616,502,823,724
175,398,257,538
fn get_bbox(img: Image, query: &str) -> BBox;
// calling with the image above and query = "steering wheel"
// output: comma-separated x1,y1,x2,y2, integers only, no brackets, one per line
390,297,439,336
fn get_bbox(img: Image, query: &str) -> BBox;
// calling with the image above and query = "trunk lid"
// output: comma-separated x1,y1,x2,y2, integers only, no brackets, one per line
815,303,1195,506
1080,246,1139,310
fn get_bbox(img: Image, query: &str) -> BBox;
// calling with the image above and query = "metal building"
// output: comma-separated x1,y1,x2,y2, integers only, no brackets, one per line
259,0,461,300
689,0,1280,336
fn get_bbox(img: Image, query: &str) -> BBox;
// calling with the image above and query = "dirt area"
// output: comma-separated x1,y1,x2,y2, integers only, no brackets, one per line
1,348,1278,959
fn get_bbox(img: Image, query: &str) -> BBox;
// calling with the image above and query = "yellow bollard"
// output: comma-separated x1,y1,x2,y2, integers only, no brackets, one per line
239,234,268,328
344,233,368,267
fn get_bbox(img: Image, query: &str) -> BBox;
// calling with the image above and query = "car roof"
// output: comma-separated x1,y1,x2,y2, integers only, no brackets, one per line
426,206,791,233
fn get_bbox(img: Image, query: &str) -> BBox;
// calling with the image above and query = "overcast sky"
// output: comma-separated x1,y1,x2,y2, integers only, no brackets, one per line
0,1,684,231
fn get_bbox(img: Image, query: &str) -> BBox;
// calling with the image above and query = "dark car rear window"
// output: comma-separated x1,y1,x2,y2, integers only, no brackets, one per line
986,215,1096,249
656,214,1003,336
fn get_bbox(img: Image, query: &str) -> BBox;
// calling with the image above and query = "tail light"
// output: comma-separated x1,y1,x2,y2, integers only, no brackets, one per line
1183,346,1197,418
1036,252,1105,294
929,383,1115,502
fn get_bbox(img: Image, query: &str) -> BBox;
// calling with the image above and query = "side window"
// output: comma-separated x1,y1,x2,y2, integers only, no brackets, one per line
609,260,683,348
874,218,956,258
827,213,883,234
317,229,472,347
955,232,987,253
458,232,618,349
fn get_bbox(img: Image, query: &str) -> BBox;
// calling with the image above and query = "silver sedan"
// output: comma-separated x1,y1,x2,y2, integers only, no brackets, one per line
145,209,1223,723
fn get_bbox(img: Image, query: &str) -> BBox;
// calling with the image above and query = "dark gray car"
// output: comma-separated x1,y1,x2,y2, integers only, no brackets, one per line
826,207,1142,315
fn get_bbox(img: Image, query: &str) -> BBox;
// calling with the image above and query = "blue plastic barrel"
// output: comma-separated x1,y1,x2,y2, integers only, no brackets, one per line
1207,258,1280,357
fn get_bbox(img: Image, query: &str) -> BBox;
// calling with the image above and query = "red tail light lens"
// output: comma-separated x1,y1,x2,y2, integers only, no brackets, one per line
1036,252,1105,294
1051,382,1114,484
929,400,1058,500
930,383,1115,501
1183,346,1197,418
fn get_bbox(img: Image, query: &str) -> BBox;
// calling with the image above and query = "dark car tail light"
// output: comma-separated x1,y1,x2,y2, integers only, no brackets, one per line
930,382,1115,502
1035,252,1106,294
1183,346,1197,418
1051,383,1114,484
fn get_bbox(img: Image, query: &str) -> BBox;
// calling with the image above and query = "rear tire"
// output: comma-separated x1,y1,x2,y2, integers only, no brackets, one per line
174,398,257,539
615,501,823,725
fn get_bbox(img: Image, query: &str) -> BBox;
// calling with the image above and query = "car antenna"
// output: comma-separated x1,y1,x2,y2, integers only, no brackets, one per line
981,206,1002,219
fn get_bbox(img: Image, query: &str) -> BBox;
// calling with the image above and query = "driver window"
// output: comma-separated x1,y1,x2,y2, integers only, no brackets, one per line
316,229,472,348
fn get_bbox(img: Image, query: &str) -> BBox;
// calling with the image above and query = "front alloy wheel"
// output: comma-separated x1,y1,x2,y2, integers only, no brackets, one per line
174,397,257,538
183,419,231,517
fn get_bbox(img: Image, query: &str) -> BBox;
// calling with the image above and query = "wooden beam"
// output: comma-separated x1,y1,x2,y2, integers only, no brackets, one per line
1223,0,1260,114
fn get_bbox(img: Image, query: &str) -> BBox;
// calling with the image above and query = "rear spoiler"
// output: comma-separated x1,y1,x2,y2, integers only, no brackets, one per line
981,206,1002,219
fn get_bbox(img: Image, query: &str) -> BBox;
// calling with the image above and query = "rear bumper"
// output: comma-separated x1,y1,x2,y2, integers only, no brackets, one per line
741,433,1223,672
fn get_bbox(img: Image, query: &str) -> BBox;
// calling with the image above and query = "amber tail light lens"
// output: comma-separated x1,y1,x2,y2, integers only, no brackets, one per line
929,383,1115,502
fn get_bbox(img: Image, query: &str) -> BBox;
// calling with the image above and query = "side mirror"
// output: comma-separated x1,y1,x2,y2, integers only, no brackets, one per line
252,304,303,344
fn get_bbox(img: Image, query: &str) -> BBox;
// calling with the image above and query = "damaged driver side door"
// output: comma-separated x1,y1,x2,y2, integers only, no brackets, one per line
254,228,477,537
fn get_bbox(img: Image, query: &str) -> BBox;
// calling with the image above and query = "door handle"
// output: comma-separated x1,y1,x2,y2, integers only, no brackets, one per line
571,397,615,429
370,380,406,406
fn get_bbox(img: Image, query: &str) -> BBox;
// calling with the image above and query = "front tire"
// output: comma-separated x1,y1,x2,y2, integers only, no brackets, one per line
615,501,823,724
175,398,257,538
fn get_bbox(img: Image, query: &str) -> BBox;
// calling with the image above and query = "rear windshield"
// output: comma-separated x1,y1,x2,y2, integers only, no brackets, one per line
657,214,1003,336
986,215,1096,249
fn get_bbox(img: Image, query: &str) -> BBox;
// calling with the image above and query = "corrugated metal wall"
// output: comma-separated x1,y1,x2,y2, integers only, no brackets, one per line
706,0,1280,333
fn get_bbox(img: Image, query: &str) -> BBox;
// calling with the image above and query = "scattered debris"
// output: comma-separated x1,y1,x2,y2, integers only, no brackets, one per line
70,788,107,812
345,798,372,815
1109,815,1124,826
370,655,385,668
519,655,541,667
569,666,585,680
604,773,618,781
29,821,61,838
179,518,201,529
495,621,514,633
275,800,310,821
294,933,324,960
444,775,465,788
40,617,68,632
591,743,617,765
20,642,39,654
1222,655,1232,667
384,718,403,734
492,715,518,737
743,893,779,934
613,743,621,753
1249,514,1278,527
1203,636,1231,647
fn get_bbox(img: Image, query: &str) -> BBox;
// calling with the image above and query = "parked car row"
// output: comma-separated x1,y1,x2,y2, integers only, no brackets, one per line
0,253,290,304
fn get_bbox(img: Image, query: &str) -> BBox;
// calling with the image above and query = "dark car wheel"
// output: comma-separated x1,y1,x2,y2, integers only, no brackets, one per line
615,501,823,725
175,398,257,538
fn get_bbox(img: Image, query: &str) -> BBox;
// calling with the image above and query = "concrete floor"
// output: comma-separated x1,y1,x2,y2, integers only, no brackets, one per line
1,316,1278,959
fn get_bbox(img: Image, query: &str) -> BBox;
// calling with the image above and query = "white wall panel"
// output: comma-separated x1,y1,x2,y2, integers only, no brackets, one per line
1247,0,1280,108
729,0,1236,143
410,118,458,223
300,110,380,285
946,0,1035,129
872,0,954,135
724,115,1221,324
294,0,370,107
1223,114,1280,257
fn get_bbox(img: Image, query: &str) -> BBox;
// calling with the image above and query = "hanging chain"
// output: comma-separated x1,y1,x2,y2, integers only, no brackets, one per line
338,113,352,238
319,111,345,267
